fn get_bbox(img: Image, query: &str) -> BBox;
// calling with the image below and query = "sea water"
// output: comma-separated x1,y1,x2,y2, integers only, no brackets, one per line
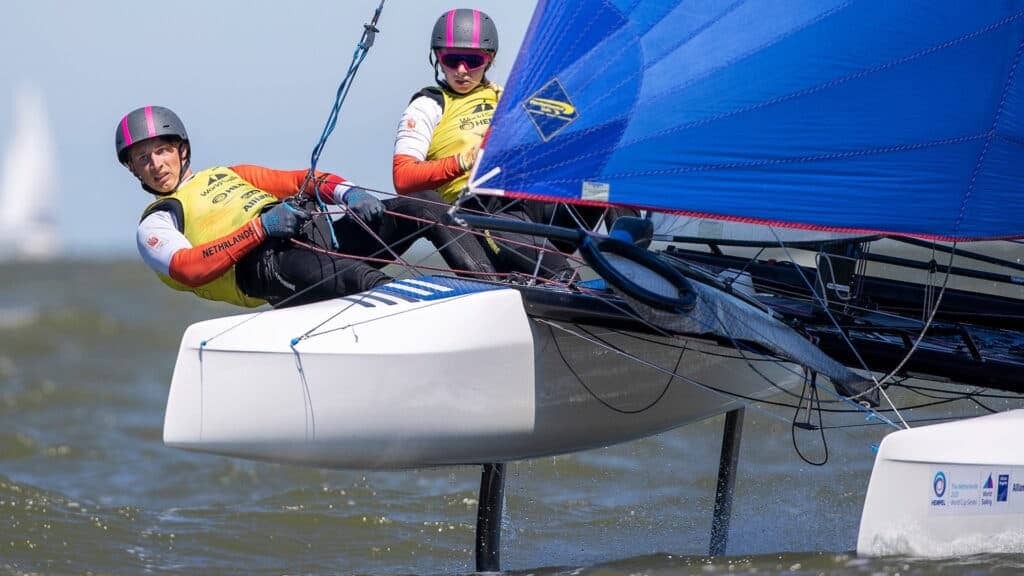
2,258,1023,575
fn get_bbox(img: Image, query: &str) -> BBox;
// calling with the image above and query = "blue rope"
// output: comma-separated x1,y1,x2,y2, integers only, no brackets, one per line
302,0,386,249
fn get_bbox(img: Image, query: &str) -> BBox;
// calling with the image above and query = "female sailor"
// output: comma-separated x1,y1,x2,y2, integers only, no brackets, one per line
392,8,577,278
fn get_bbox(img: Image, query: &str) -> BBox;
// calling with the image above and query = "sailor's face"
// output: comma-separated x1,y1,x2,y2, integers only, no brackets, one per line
438,49,491,94
128,138,183,193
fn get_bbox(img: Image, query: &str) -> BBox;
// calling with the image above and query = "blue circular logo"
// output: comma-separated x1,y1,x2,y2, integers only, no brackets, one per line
933,471,947,498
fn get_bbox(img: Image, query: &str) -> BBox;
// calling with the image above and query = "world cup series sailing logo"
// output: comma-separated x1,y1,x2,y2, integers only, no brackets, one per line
934,471,947,498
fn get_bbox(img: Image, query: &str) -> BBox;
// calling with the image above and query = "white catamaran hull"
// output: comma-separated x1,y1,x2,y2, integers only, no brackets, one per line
857,410,1024,557
164,279,803,469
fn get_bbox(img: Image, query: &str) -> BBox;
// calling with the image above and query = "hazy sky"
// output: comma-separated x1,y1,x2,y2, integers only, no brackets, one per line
0,0,536,255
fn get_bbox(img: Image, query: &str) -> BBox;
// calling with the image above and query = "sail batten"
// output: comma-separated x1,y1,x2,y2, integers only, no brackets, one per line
473,1,1024,241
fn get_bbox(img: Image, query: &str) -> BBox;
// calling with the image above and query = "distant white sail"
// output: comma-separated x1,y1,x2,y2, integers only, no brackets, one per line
0,82,59,260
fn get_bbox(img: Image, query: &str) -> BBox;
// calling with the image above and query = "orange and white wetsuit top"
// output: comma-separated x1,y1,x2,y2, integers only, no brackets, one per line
136,165,353,306
392,83,500,203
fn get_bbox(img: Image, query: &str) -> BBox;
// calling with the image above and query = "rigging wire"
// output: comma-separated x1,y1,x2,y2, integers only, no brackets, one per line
234,194,602,347
300,0,386,252
969,397,998,414
506,221,914,438
715,234,1024,434
673,232,1017,439
872,242,956,389
711,267,1024,324
198,1,387,348
599,326,852,405
547,323,685,414
535,317,998,440
769,228,910,428
535,318,799,429
559,233,870,401
546,301,1018,415
644,242,905,429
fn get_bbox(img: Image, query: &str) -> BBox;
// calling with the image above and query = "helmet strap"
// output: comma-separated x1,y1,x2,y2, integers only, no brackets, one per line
430,51,443,86
176,141,191,189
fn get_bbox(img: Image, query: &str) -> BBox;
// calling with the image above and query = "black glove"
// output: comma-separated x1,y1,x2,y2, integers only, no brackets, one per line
260,202,311,239
342,187,385,222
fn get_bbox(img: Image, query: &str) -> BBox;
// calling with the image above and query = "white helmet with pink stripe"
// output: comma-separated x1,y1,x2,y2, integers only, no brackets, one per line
430,8,498,53
115,105,189,165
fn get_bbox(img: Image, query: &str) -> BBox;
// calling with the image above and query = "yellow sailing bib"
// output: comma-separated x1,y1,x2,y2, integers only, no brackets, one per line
143,167,278,307
425,85,500,203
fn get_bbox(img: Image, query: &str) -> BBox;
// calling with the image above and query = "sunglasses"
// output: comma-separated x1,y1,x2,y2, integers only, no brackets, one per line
437,50,492,71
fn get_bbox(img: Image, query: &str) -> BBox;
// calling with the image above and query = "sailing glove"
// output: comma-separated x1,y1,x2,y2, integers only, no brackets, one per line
457,144,480,173
260,202,311,239
343,188,384,222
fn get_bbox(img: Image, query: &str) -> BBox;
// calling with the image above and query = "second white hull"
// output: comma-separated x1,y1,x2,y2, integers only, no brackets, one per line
858,410,1024,556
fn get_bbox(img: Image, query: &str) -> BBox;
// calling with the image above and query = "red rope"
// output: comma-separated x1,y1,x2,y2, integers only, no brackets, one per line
288,238,516,279
304,191,590,280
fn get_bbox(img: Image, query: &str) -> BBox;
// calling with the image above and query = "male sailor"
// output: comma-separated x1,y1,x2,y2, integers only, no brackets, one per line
117,105,493,307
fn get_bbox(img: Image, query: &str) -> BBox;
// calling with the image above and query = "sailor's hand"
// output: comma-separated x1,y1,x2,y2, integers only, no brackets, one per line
343,188,384,222
260,202,311,239
457,144,480,173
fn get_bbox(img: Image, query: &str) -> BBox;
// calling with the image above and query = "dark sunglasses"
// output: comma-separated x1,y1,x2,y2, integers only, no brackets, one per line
437,50,492,71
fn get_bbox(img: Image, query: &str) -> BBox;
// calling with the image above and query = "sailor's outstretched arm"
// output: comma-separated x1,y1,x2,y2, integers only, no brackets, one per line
231,165,348,202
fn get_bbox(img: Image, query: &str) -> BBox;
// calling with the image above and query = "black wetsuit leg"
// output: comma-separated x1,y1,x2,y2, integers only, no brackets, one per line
332,190,495,277
454,196,570,277
236,239,390,308
236,190,506,307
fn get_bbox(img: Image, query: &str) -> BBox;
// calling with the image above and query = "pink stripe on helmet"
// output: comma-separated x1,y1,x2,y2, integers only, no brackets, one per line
120,115,134,147
144,106,156,137
446,10,455,47
471,10,481,48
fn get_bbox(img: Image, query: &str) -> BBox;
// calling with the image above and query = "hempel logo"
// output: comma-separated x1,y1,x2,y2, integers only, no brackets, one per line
933,471,947,498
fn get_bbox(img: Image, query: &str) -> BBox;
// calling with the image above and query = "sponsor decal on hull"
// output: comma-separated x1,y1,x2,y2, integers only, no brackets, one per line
930,466,1024,516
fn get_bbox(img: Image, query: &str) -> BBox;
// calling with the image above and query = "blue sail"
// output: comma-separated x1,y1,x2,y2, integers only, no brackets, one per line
473,1,1024,241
